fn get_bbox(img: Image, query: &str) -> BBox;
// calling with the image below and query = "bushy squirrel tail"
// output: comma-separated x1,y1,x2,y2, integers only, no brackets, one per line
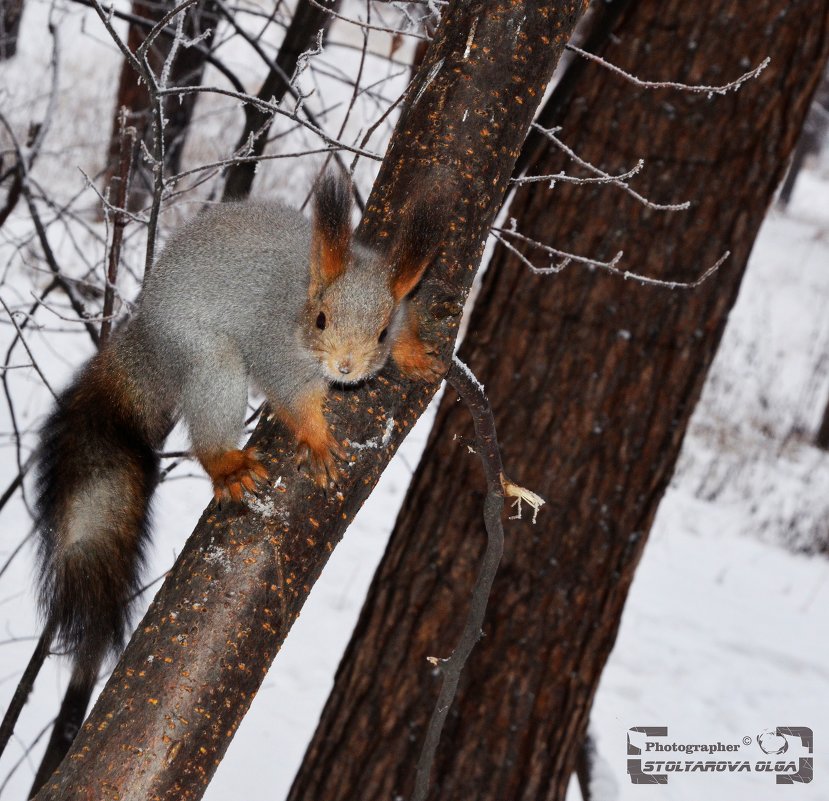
34,344,169,681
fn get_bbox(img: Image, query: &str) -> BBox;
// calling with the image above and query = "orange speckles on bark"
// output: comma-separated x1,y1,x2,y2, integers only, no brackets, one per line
148,698,159,706
165,740,182,765
308,517,320,528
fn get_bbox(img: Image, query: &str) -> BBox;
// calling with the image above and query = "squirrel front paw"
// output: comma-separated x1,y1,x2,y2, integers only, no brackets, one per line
296,431,347,487
392,330,445,383
201,447,269,503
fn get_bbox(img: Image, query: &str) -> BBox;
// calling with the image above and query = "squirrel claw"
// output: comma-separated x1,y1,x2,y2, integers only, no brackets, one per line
206,447,268,504
296,437,345,487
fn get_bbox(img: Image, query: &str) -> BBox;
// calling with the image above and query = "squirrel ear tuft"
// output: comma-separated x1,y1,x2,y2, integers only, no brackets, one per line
389,202,446,301
311,171,353,293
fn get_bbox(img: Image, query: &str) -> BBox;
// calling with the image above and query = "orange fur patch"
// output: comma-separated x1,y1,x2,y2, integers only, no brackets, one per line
392,316,445,383
198,447,268,503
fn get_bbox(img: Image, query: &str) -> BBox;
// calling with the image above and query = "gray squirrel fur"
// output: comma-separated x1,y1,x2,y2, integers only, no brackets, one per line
34,171,443,681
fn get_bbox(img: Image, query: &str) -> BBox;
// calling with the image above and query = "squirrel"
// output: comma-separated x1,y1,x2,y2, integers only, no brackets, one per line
34,171,444,686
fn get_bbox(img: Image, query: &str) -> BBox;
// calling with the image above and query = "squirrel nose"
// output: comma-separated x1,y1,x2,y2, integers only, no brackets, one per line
337,358,353,375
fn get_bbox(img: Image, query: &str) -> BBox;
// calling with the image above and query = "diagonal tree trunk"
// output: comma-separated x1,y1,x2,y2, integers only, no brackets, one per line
32,1,588,799
285,2,829,800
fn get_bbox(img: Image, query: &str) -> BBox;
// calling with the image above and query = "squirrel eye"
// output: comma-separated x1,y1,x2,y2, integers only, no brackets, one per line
316,312,327,330
378,327,388,343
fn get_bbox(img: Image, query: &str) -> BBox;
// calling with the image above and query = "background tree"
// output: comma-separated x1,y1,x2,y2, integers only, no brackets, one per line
105,0,220,208
0,0,24,59
284,1,829,799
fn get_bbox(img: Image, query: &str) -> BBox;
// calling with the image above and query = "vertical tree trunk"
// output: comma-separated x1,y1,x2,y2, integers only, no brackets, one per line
0,0,24,59
32,2,588,799
286,3,829,800
106,0,218,208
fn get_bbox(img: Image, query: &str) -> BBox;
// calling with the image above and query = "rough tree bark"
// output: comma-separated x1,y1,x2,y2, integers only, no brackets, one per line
221,0,340,201
285,2,829,800
106,0,218,207
33,1,587,799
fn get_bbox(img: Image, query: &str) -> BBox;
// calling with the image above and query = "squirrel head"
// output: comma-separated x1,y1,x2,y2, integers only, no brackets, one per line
304,171,442,384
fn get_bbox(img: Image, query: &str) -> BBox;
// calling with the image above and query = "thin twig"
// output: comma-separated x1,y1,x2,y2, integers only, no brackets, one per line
412,357,506,801
101,117,136,345
493,225,728,289
567,44,770,95
0,299,57,399
0,112,100,346
0,626,53,761
532,124,691,211
512,159,643,185
304,0,431,40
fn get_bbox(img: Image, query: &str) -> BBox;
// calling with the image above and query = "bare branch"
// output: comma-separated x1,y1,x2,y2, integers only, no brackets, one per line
493,224,728,289
532,124,691,211
567,44,770,95
304,0,432,40
413,356,506,801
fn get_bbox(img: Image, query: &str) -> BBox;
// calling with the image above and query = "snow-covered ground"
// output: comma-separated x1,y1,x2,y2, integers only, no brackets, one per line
1,2,828,799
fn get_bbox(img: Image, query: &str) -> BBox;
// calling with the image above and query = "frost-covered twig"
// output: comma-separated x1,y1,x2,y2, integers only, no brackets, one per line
532,124,691,211
512,158,643,186
491,224,624,273
0,299,56,399
304,0,432,40
156,85,383,162
493,224,727,289
567,44,770,95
